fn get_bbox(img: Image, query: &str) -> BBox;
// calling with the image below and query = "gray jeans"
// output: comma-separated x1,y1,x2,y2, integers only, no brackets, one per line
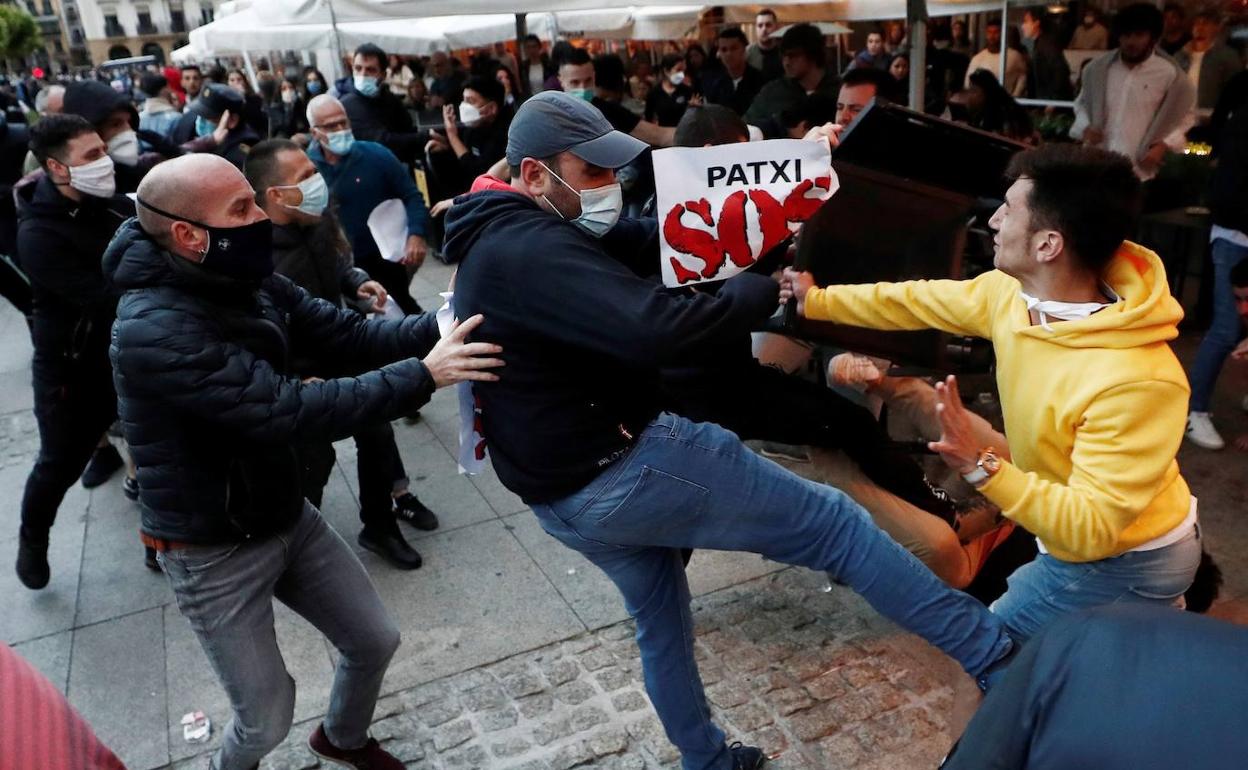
159,503,400,770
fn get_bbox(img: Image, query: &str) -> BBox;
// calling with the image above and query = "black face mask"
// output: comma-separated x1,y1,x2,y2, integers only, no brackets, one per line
137,196,275,282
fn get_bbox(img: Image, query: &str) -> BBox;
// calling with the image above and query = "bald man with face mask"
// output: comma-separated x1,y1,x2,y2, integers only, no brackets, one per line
106,154,502,770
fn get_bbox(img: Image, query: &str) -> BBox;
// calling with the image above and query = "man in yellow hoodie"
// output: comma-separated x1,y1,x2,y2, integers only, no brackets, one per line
782,144,1201,640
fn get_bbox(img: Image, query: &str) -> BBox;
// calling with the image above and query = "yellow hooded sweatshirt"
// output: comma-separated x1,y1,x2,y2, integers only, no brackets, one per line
803,242,1191,563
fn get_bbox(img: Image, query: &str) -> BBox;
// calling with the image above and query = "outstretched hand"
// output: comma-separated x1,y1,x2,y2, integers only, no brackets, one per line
778,268,816,315
928,375,981,475
422,314,504,388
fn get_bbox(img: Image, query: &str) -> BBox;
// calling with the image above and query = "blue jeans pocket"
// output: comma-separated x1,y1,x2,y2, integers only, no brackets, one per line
593,465,709,533
165,542,242,575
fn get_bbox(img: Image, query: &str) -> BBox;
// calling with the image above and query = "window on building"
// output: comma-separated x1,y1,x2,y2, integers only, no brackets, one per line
200,7,213,25
171,9,186,32
137,9,155,33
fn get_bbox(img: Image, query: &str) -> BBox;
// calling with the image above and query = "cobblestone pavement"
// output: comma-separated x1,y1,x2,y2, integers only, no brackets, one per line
172,569,967,770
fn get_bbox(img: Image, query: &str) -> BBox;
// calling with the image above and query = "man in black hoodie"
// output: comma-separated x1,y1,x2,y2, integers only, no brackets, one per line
14,115,134,590
108,153,501,769
245,138,440,570
444,91,1015,770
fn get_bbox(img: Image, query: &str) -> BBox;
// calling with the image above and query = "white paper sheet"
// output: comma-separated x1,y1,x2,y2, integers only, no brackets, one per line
434,292,488,475
366,198,408,264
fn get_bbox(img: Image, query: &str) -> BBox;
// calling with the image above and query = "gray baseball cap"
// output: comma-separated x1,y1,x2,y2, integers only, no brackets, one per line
505,91,647,169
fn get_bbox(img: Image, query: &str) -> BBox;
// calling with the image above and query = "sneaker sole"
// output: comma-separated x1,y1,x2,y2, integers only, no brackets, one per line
1185,433,1225,450
357,536,423,571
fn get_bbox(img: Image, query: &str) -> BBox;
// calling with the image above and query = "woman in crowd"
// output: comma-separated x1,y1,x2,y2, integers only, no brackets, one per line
225,68,270,137
302,67,329,101
960,69,1035,143
269,75,309,139
684,43,709,89
386,53,415,96
495,64,519,107
645,53,694,127
406,78,428,111
888,53,910,104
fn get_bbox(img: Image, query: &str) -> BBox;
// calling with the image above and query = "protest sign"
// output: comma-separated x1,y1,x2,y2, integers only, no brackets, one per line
654,139,838,288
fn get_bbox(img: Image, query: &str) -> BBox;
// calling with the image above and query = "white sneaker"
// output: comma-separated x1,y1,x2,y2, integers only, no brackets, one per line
1186,412,1225,450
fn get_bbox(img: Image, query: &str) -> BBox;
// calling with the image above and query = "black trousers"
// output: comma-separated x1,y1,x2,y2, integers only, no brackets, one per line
667,363,955,523
20,372,117,542
301,420,407,533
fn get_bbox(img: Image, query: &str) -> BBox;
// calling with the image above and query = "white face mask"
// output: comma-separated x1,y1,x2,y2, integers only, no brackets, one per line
1019,287,1119,332
458,101,482,126
274,172,329,217
107,130,140,166
281,89,296,104
65,155,117,198
669,70,686,86
539,162,622,237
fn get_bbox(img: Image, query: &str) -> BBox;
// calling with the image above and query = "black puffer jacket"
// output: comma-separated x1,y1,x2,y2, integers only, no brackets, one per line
105,219,440,544
15,174,133,398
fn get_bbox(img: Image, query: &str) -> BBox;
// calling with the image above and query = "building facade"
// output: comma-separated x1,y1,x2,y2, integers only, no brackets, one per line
68,0,218,67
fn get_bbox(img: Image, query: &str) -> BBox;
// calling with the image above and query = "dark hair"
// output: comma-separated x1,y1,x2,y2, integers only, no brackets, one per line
659,53,684,75
205,65,227,83
244,138,304,203
675,104,748,147
550,41,577,68
718,27,749,46
1192,8,1222,24
179,64,201,75
1024,6,1049,26
968,69,1034,141
561,47,592,69
226,68,253,95
354,43,388,68
1115,3,1164,39
985,17,1003,30
593,54,627,93
465,75,504,106
842,66,892,91
29,113,96,169
1231,258,1248,288
140,72,167,97
757,8,777,20
1006,144,1142,272
780,23,826,68
523,34,541,46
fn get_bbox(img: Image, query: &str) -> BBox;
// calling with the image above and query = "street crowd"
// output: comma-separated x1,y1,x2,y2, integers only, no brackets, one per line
2,2,1248,769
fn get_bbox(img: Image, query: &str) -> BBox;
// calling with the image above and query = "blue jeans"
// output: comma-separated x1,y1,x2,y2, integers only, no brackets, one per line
532,413,1013,770
1189,238,1248,412
990,525,1201,642
160,503,401,770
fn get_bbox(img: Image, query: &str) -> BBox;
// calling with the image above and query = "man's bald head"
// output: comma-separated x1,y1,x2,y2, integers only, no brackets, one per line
137,154,267,260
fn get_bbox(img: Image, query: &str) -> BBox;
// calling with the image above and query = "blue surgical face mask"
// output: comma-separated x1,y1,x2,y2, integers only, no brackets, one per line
354,76,379,97
306,79,324,95
325,129,355,156
274,173,329,217
195,115,215,137
566,88,594,103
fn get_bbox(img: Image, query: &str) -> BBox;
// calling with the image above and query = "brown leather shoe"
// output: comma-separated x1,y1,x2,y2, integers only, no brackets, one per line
308,723,402,769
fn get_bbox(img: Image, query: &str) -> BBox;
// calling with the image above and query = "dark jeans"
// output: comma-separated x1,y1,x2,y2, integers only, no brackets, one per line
668,363,955,523
20,373,117,542
160,503,400,769
301,421,408,532
362,259,422,316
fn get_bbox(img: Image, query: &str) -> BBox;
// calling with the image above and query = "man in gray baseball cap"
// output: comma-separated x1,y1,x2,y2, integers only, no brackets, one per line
443,90,1015,770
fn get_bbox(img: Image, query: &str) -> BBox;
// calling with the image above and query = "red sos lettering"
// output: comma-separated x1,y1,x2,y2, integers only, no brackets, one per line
663,175,832,284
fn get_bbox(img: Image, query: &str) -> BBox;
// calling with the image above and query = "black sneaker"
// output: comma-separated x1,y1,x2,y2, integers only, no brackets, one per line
358,527,423,570
81,444,124,489
123,476,140,501
144,546,160,572
730,742,766,769
394,492,439,531
16,535,50,590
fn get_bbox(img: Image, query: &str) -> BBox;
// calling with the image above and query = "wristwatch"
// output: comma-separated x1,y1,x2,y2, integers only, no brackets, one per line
962,447,1002,487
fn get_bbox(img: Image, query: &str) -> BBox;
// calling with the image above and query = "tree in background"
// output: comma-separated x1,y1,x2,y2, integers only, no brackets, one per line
0,5,40,73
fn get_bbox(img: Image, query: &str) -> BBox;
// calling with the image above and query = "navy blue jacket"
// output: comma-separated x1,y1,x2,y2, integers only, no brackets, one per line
106,219,439,544
443,188,779,503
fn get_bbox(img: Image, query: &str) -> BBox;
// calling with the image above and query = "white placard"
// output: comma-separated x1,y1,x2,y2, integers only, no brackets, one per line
434,291,488,475
655,139,838,288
